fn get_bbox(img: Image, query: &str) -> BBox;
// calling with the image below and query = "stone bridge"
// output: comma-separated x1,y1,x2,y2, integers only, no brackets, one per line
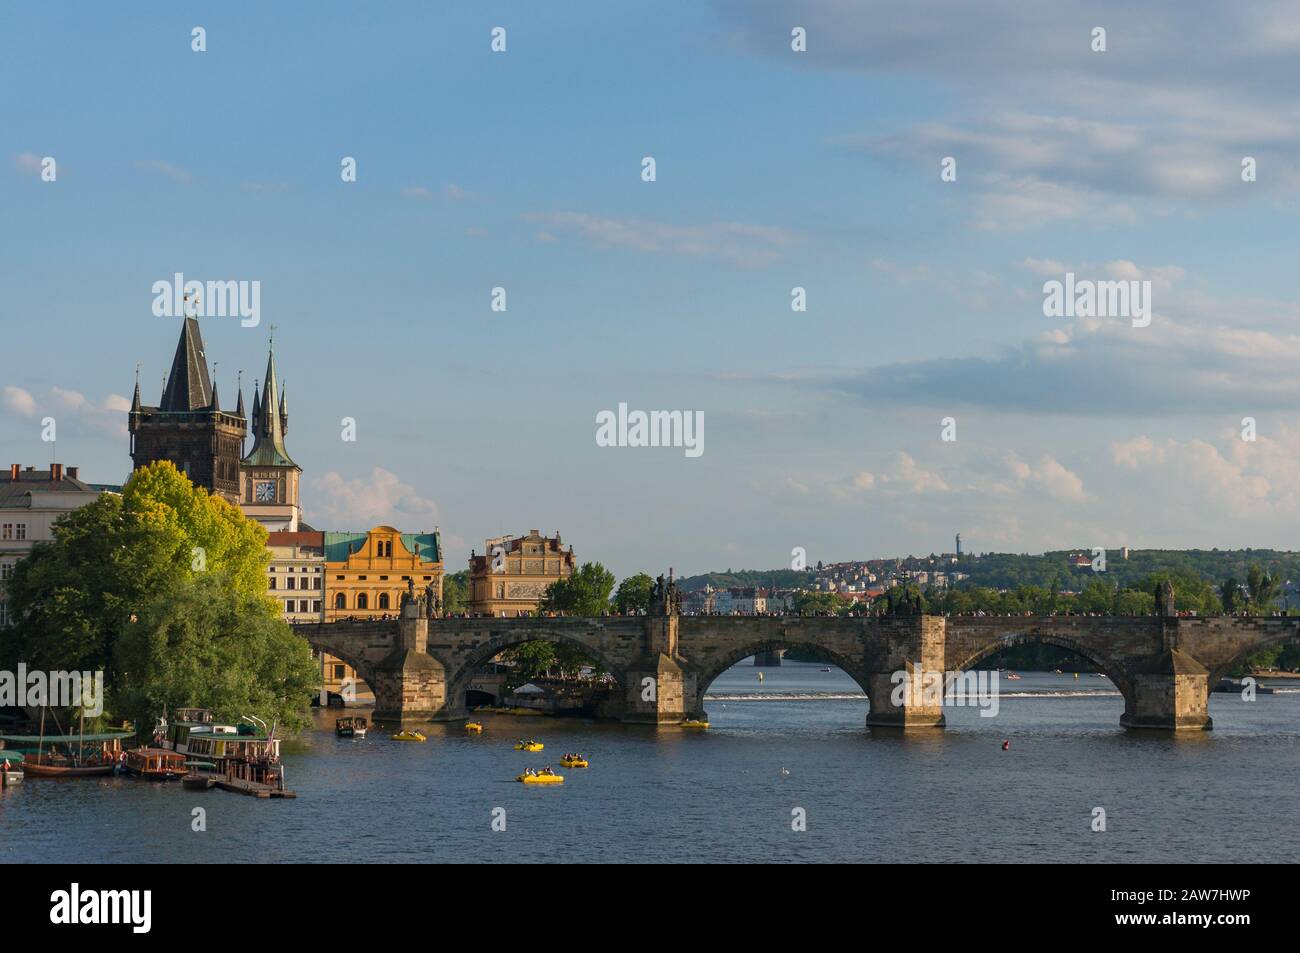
293,607,1298,731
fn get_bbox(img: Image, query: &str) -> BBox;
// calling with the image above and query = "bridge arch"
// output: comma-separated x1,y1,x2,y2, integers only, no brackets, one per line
441,630,630,712
948,629,1134,701
1205,625,1300,686
688,636,872,715
302,632,377,696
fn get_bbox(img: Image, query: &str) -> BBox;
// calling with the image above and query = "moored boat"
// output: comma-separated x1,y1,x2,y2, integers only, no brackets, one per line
124,746,187,781
1,751,23,786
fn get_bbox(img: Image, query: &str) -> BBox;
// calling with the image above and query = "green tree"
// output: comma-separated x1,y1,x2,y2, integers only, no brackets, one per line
114,573,319,731
442,569,469,615
1246,563,1280,613
1220,577,1242,614
539,562,616,615
613,573,654,614
792,591,841,615
1,460,320,729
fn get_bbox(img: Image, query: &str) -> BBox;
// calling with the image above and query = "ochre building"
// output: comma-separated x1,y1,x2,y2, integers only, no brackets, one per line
468,529,575,617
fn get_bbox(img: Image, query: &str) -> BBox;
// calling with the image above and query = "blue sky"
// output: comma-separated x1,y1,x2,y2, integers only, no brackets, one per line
5,1,1300,579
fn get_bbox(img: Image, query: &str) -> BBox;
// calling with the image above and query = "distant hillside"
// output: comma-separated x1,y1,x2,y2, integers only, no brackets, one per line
957,549,1300,591
680,550,1300,594
677,569,814,592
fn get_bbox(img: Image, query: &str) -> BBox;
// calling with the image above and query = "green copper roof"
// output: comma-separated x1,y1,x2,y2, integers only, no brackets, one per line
242,343,297,469
324,531,441,564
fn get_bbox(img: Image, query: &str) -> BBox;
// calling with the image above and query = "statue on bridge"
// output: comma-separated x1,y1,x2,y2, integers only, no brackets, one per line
650,572,682,616
882,584,924,618
401,577,416,611
425,582,440,619
1156,579,1176,617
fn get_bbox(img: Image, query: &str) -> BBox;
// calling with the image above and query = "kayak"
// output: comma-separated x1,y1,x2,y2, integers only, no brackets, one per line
391,730,427,742
514,742,544,751
516,773,564,784
559,757,588,768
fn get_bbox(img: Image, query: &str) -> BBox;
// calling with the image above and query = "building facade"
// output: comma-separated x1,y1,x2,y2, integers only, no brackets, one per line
0,464,115,627
468,530,575,617
324,526,443,619
266,530,325,623
129,317,247,504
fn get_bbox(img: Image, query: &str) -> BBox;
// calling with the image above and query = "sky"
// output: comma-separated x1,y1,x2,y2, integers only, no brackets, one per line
4,1,1300,580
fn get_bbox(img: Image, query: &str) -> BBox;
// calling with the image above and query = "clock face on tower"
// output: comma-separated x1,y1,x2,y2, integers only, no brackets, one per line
254,480,276,503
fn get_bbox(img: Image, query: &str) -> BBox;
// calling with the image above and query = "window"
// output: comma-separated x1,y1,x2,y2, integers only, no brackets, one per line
16,524,26,540
0,602,7,626
313,601,321,613
285,600,294,613
1,525,10,540
334,593,346,609
299,600,309,613
378,593,390,610
287,577,296,590
379,575,388,581
0,562,12,580
269,577,277,590
313,578,321,590
334,665,345,679
357,593,368,610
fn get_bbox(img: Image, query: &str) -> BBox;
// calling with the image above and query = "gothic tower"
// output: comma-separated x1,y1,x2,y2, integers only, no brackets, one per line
238,337,302,531
128,318,247,502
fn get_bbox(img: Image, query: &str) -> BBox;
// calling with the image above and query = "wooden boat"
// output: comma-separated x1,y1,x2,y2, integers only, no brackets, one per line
21,756,115,778
124,746,187,780
0,707,131,779
182,715,294,796
1,751,23,786
335,716,368,738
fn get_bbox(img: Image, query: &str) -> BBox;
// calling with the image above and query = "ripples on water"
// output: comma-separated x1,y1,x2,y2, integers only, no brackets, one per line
3,662,1297,863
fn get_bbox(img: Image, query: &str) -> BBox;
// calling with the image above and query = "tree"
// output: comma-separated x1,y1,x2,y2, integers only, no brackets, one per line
793,591,842,616
442,569,469,615
1,460,318,728
1246,563,1280,613
613,573,654,614
1220,577,1242,614
539,562,616,615
114,572,319,731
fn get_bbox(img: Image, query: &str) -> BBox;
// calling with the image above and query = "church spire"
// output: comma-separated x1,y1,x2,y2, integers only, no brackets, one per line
241,335,297,468
131,363,142,414
278,384,288,437
159,318,213,412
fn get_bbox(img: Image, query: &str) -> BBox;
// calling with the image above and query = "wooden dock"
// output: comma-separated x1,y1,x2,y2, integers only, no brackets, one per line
182,771,296,798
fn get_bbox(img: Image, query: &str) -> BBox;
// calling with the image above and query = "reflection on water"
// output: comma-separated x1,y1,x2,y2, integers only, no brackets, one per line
2,662,1297,863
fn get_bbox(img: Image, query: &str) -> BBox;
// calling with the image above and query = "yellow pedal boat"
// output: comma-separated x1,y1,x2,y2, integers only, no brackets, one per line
559,757,589,768
465,722,484,732
516,772,564,784
391,730,427,742
514,742,544,751
681,720,710,729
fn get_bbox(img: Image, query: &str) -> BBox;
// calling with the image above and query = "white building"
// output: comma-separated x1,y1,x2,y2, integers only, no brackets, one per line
266,530,325,623
0,464,116,626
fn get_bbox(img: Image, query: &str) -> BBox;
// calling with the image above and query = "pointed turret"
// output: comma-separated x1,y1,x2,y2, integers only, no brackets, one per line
236,384,246,419
159,318,213,411
131,378,142,414
278,385,288,437
209,374,221,412
242,342,296,468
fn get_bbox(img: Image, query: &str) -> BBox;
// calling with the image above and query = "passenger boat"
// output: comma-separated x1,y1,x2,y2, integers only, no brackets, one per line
514,741,544,751
559,756,588,768
680,720,710,729
124,746,187,780
464,722,483,733
391,730,426,742
183,716,292,794
1,751,23,786
335,716,368,738
516,770,564,784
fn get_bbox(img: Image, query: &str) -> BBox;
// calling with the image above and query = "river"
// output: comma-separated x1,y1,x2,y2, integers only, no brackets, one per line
3,662,1297,863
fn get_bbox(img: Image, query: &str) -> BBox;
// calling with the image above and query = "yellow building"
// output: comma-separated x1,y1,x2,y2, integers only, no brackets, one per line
324,526,443,619
468,529,575,617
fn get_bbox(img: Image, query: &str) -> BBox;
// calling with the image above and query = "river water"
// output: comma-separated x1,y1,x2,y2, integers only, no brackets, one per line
3,662,1298,863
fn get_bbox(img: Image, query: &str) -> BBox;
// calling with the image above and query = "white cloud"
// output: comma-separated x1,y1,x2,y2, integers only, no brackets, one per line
134,159,192,184
3,385,128,436
307,467,440,530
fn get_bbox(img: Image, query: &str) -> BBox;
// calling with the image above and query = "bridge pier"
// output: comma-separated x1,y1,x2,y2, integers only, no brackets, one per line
753,649,784,666
1119,650,1212,731
621,614,692,724
370,608,452,723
